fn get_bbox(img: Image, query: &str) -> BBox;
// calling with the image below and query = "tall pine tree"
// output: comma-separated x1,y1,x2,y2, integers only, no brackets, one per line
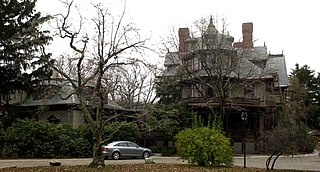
0,0,52,105
290,64,320,129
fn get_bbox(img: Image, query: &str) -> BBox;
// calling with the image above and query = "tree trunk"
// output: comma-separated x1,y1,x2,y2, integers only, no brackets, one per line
266,155,272,170
89,132,105,168
271,152,282,170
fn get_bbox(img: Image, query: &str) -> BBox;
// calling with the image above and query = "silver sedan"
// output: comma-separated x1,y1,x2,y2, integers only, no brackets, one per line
102,141,151,160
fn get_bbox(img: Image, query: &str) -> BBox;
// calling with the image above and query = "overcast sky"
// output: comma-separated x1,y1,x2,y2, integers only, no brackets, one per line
36,0,320,74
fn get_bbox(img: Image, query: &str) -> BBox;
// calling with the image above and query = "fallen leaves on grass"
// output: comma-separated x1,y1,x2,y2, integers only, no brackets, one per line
0,164,283,172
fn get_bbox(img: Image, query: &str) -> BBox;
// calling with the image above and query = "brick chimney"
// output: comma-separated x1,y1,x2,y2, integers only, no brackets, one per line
242,22,253,48
178,28,190,53
233,22,253,48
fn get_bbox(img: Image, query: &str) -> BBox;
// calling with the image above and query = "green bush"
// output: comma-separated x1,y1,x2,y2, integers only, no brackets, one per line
54,124,92,158
103,122,140,143
0,121,5,155
1,119,93,158
3,119,59,158
69,124,93,157
298,127,317,153
175,127,233,166
54,124,75,157
148,146,161,153
160,147,176,156
148,146,176,156
1,119,147,158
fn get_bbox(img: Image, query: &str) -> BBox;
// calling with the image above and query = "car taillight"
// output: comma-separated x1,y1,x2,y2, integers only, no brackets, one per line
102,147,108,151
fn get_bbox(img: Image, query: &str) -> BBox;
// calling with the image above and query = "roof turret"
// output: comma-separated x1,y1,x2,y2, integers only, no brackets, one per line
205,16,218,35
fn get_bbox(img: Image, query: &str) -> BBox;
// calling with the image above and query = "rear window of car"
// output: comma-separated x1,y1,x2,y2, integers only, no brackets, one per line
127,142,138,147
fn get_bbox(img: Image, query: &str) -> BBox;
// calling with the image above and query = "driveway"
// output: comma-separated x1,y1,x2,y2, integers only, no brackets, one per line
233,151,320,171
1,153,320,171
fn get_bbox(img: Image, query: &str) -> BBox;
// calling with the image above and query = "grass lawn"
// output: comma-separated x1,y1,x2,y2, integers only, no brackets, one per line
1,164,311,172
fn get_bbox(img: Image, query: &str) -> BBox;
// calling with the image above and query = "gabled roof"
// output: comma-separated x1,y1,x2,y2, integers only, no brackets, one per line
164,52,180,67
20,79,125,110
264,54,289,87
236,57,264,79
237,46,268,61
162,47,288,86
162,65,180,77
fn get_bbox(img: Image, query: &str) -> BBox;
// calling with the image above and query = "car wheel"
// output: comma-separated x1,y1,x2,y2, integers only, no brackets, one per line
142,151,150,159
112,151,121,160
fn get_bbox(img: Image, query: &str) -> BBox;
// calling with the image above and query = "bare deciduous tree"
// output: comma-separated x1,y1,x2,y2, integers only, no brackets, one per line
41,0,148,167
259,120,315,170
106,63,159,109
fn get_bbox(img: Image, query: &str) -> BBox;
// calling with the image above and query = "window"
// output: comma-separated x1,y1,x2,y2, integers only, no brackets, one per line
127,142,138,147
222,56,230,70
192,84,200,98
194,58,200,71
207,87,215,98
244,84,254,99
205,55,215,68
115,142,128,147
265,82,273,93
187,59,193,71
182,84,192,98
47,115,60,124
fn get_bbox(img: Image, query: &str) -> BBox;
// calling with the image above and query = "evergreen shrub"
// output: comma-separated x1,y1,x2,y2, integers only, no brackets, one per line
175,127,233,166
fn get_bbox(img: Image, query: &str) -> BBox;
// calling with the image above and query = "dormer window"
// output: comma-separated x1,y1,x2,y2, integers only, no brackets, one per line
47,115,60,124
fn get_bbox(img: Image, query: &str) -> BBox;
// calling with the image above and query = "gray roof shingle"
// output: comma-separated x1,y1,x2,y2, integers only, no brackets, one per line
20,79,125,110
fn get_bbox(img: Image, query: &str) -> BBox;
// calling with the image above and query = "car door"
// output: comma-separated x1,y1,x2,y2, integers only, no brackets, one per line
127,142,142,157
115,142,129,157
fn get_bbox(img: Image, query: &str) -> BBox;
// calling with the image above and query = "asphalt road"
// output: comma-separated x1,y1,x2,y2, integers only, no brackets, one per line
1,152,320,171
